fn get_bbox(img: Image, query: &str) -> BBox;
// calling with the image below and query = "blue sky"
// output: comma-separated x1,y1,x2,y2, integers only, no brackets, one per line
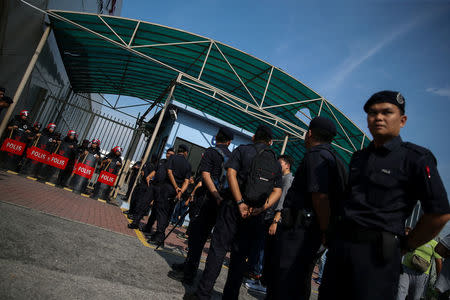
112,1,450,194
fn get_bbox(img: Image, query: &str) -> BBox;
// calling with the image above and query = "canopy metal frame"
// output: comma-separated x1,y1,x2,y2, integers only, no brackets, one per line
15,0,370,166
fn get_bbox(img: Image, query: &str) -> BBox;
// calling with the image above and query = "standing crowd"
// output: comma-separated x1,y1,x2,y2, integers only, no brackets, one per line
2,87,449,299
0,102,123,201
125,90,450,300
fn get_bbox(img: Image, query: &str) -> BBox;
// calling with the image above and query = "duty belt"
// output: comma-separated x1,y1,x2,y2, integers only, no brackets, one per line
337,220,381,244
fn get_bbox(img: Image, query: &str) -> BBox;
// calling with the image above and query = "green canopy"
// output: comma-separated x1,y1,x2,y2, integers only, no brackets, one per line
47,10,370,165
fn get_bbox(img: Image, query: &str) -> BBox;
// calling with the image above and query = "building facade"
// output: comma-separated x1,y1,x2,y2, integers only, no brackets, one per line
0,0,122,135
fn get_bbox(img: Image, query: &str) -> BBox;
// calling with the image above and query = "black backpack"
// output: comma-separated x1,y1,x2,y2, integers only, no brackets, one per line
243,145,279,207
153,159,168,183
212,147,230,191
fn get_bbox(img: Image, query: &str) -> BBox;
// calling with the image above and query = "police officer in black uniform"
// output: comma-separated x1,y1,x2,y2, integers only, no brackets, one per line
149,144,192,247
127,154,159,228
319,91,450,300
6,110,32,138
168,127,234,284
273,116,345,300
126,155,157,218
56,130,79,187
187,125,282,300
141,148,175,235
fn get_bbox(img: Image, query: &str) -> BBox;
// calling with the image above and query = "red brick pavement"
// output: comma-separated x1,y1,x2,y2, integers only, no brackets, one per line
0,170,207,258
0,170,134,236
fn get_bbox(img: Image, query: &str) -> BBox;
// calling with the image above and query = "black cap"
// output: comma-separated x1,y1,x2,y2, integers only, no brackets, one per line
309,116,337,136
364,90,405,113
178,144,189,152
218,127,234,141
2,96,12,104
255,124,273,140
0,87,5,93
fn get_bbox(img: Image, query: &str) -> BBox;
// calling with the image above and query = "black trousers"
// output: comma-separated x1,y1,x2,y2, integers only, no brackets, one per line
183,192,218,277
153,183,177,243
274,224,322,300
196,199,239,299
195,199,265,300
222,208,265,300
143,200,158,233
128,182,147,215
134,184,159,221
261,220,276,298
318,236,402,300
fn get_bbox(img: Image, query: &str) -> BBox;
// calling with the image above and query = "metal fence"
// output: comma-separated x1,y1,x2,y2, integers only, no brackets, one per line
33,94,148,192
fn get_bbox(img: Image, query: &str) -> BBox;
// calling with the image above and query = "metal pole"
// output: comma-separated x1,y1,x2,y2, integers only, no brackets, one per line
126,77,178,204
0,26,51,138
280,135,289,155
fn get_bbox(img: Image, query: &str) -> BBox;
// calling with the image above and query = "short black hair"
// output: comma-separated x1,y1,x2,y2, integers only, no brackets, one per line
177,144,189,153
167,147,175,153
278,155,294,168
310,127,334,144
216,130,230,143
254,125,272,144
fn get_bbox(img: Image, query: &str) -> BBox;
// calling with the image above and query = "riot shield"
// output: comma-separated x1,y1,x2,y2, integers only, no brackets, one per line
70,152,98,194
21,133,55,177
91,156,122,200
0,128,29,171
39,141,73,183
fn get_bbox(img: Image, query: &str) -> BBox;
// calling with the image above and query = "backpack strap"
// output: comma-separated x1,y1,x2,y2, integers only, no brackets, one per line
212,146,226,160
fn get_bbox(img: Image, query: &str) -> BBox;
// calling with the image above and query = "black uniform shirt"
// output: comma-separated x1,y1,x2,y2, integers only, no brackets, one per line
142,161,155,178
198,144,231,182
283,143,338,211
344,136,449,235
225,143,282,189
8,116,31,140
167,154,192,186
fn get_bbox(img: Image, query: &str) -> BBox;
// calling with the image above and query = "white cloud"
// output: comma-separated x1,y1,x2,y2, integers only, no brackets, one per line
322,8,442,93
426,87,450,97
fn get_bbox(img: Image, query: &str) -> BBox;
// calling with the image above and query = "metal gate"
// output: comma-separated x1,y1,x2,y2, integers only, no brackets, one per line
33,93,148,193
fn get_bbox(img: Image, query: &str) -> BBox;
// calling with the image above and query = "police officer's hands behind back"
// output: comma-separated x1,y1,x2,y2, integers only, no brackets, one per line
239,202,250,218
268,223,278,235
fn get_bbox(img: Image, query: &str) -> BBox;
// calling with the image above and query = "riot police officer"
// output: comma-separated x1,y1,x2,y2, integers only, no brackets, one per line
6,110,31,138
168,127,234,285
149,145,191,247
319,91,450,300
1,110,31,170
56,130,79,187
187,124,282,300
273,116,345,300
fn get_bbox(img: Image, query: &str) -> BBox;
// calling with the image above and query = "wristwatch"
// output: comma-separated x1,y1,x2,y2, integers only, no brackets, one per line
237,199,245,205
273,218,282,224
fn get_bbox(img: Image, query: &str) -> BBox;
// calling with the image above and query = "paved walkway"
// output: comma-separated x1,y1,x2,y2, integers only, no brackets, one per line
0,170,133,235
0,169,318,299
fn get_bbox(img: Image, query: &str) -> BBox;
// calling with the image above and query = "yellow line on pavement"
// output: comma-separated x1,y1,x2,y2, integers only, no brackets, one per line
120,212,228,269
124,215,155,249
45,182,55,186
81,193,90,198
63,187,73,192
26,176,37,181
98,199,107,203
7,170,18,174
